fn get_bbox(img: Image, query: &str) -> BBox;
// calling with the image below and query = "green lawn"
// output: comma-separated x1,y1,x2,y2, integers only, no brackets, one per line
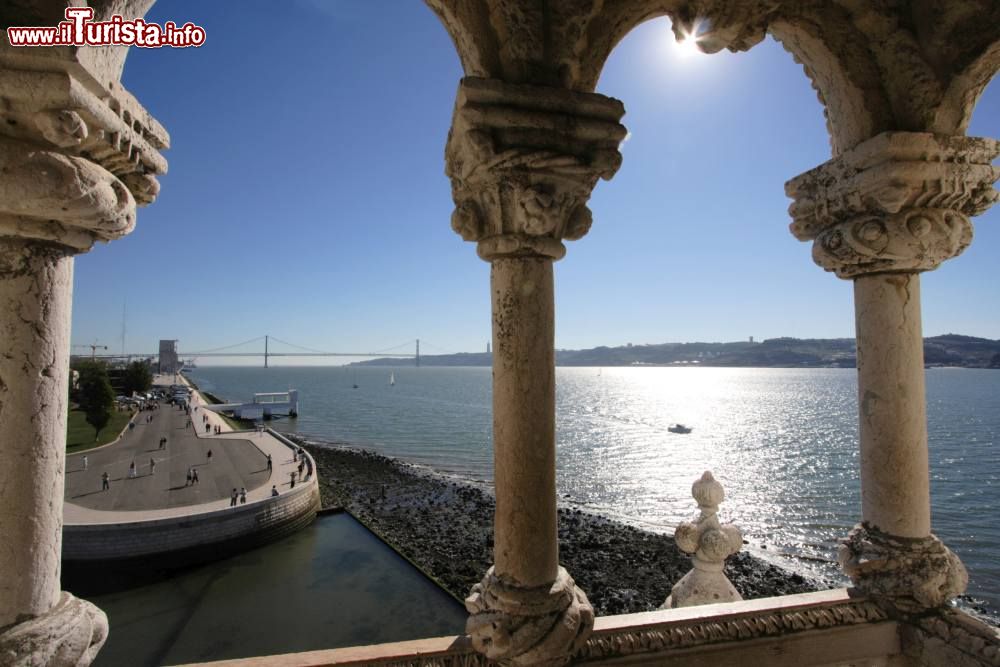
66,409,134,454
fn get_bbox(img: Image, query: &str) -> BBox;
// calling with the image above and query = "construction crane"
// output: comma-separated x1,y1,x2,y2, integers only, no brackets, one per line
72,342,108,360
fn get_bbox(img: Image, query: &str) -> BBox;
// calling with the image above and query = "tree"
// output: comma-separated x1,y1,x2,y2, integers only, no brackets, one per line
123,360,153,396
76,362,115,441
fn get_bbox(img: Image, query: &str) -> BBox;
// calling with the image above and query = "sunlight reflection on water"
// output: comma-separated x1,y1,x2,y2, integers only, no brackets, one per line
190,365,999,611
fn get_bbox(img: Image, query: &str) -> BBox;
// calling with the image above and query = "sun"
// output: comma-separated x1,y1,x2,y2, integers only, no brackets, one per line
671,28,703,59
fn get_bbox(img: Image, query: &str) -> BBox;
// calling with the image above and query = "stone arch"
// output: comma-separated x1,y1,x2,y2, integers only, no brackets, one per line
585,3,901,157
768,14,893,156
422,0,502,81
934,39,1000,136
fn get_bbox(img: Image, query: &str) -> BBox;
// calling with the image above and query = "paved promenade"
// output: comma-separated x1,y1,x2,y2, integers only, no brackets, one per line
64,375,310,524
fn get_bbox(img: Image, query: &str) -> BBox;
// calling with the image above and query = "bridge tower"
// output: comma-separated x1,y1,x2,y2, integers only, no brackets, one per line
264,335,269,368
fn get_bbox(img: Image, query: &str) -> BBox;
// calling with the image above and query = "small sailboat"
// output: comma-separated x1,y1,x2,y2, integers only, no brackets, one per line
389,372,395,386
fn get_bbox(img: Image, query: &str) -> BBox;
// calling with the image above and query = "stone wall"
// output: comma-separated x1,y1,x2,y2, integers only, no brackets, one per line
63,478,320,562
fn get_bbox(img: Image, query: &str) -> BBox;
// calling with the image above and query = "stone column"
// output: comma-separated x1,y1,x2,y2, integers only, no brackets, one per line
0,48,167,665
446,77,625,665
786,132,1000,614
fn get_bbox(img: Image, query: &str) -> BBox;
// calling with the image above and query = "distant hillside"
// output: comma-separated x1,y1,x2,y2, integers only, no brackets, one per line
355,335,1000,369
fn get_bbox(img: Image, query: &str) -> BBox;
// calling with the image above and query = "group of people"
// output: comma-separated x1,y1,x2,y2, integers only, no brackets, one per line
84,396,310,507
229,487,247,506
126,458,158,478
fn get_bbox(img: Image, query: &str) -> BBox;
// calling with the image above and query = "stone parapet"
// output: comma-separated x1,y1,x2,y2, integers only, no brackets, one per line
172,589,907,667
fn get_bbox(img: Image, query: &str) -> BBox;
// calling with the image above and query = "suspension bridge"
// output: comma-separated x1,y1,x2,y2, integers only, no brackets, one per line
76,336,461,367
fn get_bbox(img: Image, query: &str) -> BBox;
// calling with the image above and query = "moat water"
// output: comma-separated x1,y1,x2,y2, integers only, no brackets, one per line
66,513,465,666
188,365,1000,614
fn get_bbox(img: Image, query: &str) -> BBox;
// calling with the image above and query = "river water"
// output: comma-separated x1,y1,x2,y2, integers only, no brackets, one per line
187,365,1000,613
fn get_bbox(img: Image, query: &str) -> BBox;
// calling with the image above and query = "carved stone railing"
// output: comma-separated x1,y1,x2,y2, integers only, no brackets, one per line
178,590,907,667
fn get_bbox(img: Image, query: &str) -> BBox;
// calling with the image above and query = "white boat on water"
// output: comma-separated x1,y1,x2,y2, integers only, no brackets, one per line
389,372,395,386
668,423,693,434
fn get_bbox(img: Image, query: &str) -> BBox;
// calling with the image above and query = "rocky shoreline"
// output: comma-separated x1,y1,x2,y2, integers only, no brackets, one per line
298,440,823,616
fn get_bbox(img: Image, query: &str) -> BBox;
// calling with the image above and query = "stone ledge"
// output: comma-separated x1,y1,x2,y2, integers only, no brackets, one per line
172,589,904,667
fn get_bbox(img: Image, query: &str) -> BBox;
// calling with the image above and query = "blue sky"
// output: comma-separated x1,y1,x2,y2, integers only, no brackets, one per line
69,2,1000,364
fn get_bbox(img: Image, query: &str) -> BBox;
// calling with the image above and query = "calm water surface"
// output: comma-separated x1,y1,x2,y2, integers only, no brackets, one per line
73,513,465,666
189,365,1000,611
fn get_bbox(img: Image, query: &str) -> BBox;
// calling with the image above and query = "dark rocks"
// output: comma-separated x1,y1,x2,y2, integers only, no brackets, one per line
304,442,822,616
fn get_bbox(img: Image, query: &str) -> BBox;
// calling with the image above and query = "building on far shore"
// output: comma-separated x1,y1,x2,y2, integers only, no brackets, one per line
158,339,179,374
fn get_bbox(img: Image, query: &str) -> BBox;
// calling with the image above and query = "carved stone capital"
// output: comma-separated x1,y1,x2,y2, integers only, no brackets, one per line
786,132,1000,278
838,522,968,614
0,54,168,251
663,471,743,609
446,77,625,261
0,592,108,667
465,566,594,666
812,208,973,278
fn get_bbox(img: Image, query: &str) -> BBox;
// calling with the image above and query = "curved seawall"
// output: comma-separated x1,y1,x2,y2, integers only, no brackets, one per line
63,431,320,562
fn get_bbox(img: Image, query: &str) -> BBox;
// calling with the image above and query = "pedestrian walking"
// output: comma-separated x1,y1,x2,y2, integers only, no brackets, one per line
186,468,192,486
82,455,88,471
266,454,272,472
230,488,238,507
128,460,136,478
207,449,213,463
290,470,297,489
149,458,156,475
298,459,305,476
239,487,247,504
293,449,298,463
192,468,199,484
101,471,109,491
205,423,211,434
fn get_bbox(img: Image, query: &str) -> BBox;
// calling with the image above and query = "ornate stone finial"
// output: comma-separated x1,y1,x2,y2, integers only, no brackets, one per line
445,77,626,262
662,471,743,609
785,132,1000,279
838,522,968,615
0,592,108,666
465,566,593,666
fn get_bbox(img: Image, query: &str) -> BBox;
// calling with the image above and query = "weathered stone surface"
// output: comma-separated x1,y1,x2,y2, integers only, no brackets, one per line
0,592,107,667
902,608,1000,667
0,136,136,250
853,273,932,539
0,48,169,251
466,566,593,666
786,132,1000,278
663,471,743,609
0,239,74,632
839,523,968,614
445,77,625,261
0,12,168,665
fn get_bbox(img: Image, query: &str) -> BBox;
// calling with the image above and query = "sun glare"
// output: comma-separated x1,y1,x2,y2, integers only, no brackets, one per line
673,30,703,59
